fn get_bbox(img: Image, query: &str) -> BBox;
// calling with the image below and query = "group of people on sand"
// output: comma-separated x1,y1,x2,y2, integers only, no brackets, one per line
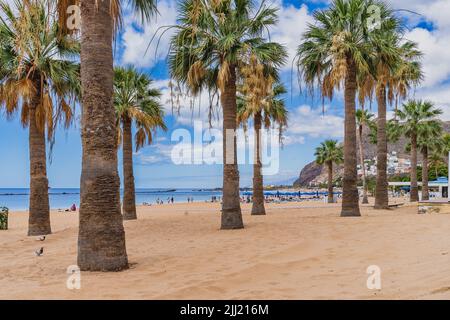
155,197,175,205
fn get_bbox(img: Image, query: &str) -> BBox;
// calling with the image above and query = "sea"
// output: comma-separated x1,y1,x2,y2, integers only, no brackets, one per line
0,188,223,211
0,188,338,211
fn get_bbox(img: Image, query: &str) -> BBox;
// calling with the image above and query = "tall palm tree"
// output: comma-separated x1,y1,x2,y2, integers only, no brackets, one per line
395,100,443,202
417,122,442,201
296,0,397,217
373,40,423,209
0,0,79,236
56,0,158,271
315,140,343,204
356,109,374,204
238,80,288,215
168,0,286,229
114,67,167,220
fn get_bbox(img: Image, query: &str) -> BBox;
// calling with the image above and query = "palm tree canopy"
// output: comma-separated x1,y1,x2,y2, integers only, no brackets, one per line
55,0,158,34
356,109,375,127
443,133,450,154
237,81,288,140
395,100,443,139
114,66,167,151
168,0,287,98
390,41,423,104
315,139,344,165
0,0,80,139
296,0,401,104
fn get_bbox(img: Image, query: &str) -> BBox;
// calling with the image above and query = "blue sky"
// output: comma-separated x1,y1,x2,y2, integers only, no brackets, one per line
0,0,449,189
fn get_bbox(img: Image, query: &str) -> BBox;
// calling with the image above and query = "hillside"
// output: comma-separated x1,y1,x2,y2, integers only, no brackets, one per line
293,121,450,187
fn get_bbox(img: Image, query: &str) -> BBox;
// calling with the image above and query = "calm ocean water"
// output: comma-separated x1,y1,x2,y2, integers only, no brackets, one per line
0,188,223,211
0,188,337,211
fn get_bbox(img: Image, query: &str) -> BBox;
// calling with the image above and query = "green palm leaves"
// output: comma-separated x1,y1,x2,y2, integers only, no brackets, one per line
395,100,443,139
114,66,167,150
168,0,286,95
296,0,395,99
315,140,344,166
0,0,80,138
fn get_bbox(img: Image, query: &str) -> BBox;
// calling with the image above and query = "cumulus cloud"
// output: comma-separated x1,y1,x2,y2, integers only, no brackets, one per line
285,104,344,140
271,2,314,70
121,0,177,68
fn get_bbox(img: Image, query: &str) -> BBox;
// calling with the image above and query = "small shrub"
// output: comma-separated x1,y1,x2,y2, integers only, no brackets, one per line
0,207,8,230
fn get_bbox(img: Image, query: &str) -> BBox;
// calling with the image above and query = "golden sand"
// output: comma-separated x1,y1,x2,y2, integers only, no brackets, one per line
1,200,450,299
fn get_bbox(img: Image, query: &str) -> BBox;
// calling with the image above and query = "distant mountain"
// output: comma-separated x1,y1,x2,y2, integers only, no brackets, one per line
293,120,450,187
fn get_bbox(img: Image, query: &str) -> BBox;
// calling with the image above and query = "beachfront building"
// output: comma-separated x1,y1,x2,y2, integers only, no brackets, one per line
358,152,411,177
388,177,449,199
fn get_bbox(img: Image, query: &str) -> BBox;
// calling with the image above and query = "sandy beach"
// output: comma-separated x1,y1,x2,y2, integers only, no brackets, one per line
2,200,450,300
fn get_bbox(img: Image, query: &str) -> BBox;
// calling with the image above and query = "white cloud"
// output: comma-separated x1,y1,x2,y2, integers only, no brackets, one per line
121,0,177,68
150,79,222,127
405,28,450,88
285,104,344,141
271,3,314,70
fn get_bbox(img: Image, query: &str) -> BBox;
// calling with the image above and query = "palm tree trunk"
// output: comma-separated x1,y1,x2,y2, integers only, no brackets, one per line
410,133,419,202
220,63,243,229
77,0,128,271
358,124,369,204
27,78,51,236
341,57,361,217
421,147,429,201
251,111,265,215
122,116,137,220
327,161,334,204
374,85,389,209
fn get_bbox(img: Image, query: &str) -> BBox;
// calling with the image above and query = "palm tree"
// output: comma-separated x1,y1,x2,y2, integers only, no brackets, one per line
168,0,286,229
443,133,450,155
56,0,158,271
356,109,374,204
0,0,79,236
417,122,442,200
373,40,423,209
395,100,443,202
429,152,445,179
315,140,343,203
296,0,398,217
238,79,288,215
114,67,167,220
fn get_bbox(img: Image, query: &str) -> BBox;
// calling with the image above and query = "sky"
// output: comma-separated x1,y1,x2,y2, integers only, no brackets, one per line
0,0,449,189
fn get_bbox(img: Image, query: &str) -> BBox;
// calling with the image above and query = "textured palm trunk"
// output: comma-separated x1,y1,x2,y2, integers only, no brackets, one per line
421,147,429,201
27,78,51,236
374,85,389,209
122,117,137,220
327,161,334,204
78,0,128,271
341,57,361,217
358,124,369,204
251,111,266,215
220,64,243,229
410,133,419,202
